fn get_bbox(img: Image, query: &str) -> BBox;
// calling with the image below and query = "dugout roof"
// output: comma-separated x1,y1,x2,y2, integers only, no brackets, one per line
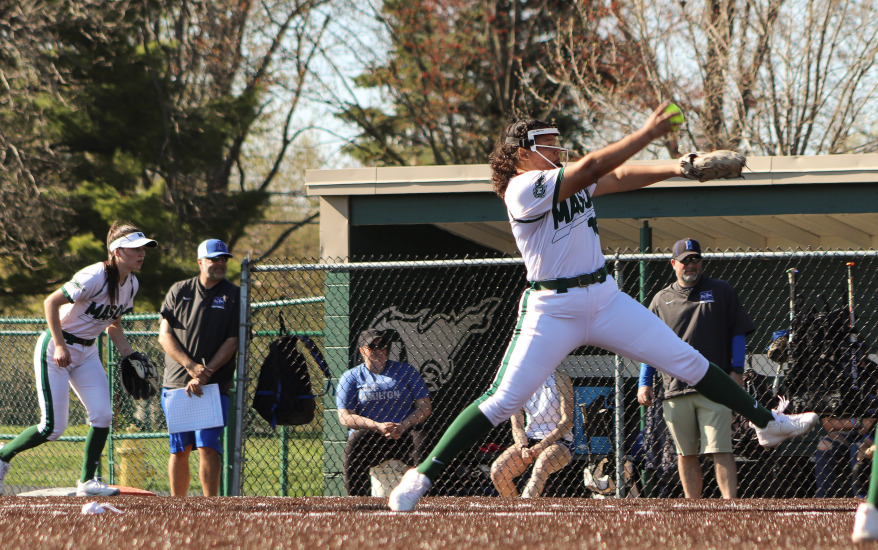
306,154,878,258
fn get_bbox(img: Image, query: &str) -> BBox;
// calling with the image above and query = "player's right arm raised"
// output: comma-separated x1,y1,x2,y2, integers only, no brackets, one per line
557,102,676,202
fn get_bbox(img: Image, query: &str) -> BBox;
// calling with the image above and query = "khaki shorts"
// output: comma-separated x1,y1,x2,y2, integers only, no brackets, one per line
663,392,733,456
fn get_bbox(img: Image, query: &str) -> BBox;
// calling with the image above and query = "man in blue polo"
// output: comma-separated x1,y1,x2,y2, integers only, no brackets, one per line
159,239,240,496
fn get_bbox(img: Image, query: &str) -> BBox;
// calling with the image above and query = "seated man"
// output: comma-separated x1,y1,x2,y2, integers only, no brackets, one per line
336,329,432,496
490,369,573,498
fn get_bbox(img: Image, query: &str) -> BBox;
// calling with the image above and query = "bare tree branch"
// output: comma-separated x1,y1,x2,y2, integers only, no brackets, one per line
534,0,878,158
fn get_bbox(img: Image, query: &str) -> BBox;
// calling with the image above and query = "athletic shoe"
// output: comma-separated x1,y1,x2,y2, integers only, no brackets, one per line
388,469,431,512
0,454,9,496
583,458,615,495
76,477,120,497
852,502,878,542
751,411,819,448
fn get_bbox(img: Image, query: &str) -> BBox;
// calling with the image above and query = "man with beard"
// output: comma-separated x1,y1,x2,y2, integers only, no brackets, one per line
158,239,240,496
638,238,755,499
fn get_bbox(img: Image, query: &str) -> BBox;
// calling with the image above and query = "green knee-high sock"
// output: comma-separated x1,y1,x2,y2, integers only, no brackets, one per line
866,424,878,505
417,402,494,482
81,426,110,482
0,425,50,462
694,363,774,427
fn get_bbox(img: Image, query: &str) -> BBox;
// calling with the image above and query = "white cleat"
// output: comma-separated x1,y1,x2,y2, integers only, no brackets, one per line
76,477,120,497
388,469,431,512
853,502,878,543
752,411,819,448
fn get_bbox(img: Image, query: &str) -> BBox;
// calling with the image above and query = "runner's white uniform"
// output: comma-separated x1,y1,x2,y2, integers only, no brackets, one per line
34,262,138,440
477,167,708,425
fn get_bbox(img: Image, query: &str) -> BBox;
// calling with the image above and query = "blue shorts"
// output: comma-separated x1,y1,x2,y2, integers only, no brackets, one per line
161,390,229,455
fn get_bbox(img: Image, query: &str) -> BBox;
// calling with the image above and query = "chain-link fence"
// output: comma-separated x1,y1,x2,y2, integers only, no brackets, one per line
1,248,876,498
242,249,878,499
0,314,171,495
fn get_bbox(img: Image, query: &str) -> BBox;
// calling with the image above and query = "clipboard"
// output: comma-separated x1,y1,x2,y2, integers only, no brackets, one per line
162,384,224,434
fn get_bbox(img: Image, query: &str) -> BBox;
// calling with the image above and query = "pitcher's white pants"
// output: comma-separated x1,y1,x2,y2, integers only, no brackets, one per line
478,277,708,426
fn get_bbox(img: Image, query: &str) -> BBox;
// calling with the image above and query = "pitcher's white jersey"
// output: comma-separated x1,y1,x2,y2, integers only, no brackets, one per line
59,262,137,339
504,167,604,281
479,166,709,427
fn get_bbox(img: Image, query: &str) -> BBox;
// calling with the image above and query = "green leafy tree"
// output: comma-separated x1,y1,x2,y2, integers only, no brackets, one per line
0,0,328,313
324,0,615,166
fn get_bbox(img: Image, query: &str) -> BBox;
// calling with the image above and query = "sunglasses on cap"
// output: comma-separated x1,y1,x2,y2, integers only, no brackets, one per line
678,256,702,265
366,341,389,350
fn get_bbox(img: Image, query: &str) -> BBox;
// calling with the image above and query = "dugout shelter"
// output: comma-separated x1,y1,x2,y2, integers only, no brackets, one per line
308,154,878,258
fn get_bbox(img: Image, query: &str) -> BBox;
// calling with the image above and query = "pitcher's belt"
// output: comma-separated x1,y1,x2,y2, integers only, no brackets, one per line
529,266,608,293
62,331,96,347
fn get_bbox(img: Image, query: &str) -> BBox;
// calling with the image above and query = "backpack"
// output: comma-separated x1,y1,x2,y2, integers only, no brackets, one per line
785,304,855,414
252,316,331,427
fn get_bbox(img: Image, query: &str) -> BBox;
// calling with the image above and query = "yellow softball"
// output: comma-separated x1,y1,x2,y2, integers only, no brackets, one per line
665,103,685,132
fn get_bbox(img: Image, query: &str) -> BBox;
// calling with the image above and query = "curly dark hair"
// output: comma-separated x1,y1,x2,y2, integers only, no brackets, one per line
489,119,557,198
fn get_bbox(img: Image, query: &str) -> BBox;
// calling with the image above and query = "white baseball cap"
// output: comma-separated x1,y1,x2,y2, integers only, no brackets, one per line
108,232,158,252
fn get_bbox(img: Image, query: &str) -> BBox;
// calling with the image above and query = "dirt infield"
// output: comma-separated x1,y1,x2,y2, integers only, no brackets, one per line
0,496,870,549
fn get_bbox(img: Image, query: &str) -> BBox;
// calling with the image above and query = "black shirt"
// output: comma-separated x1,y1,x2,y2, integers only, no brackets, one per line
160,276,240,394
648,276,755,398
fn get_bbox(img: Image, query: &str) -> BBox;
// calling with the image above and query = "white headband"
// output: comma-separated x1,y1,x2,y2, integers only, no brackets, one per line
108,232,158,252
505,127,560,150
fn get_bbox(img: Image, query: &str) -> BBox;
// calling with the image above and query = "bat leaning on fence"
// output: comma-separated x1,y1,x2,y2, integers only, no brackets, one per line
776,268,798,395
847,262,860,389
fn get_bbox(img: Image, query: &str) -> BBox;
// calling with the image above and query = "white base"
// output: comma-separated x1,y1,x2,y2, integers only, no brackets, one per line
17,487,78,497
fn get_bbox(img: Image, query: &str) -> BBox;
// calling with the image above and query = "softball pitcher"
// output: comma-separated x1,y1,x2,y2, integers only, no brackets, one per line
389,104,818,511
0,221,157,496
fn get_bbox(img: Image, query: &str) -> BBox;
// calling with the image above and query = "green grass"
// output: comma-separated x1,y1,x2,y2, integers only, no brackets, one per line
241,432,325,496
1,425,325,496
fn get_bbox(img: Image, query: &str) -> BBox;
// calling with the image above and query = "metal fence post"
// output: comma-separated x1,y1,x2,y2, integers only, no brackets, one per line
281,427,290,495
614,254,625,498
103,333,113,483
638,223,653,496
323,267,350,496
228,256,252,495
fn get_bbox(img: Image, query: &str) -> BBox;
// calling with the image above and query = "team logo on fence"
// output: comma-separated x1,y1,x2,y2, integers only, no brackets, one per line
367,298,501,392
